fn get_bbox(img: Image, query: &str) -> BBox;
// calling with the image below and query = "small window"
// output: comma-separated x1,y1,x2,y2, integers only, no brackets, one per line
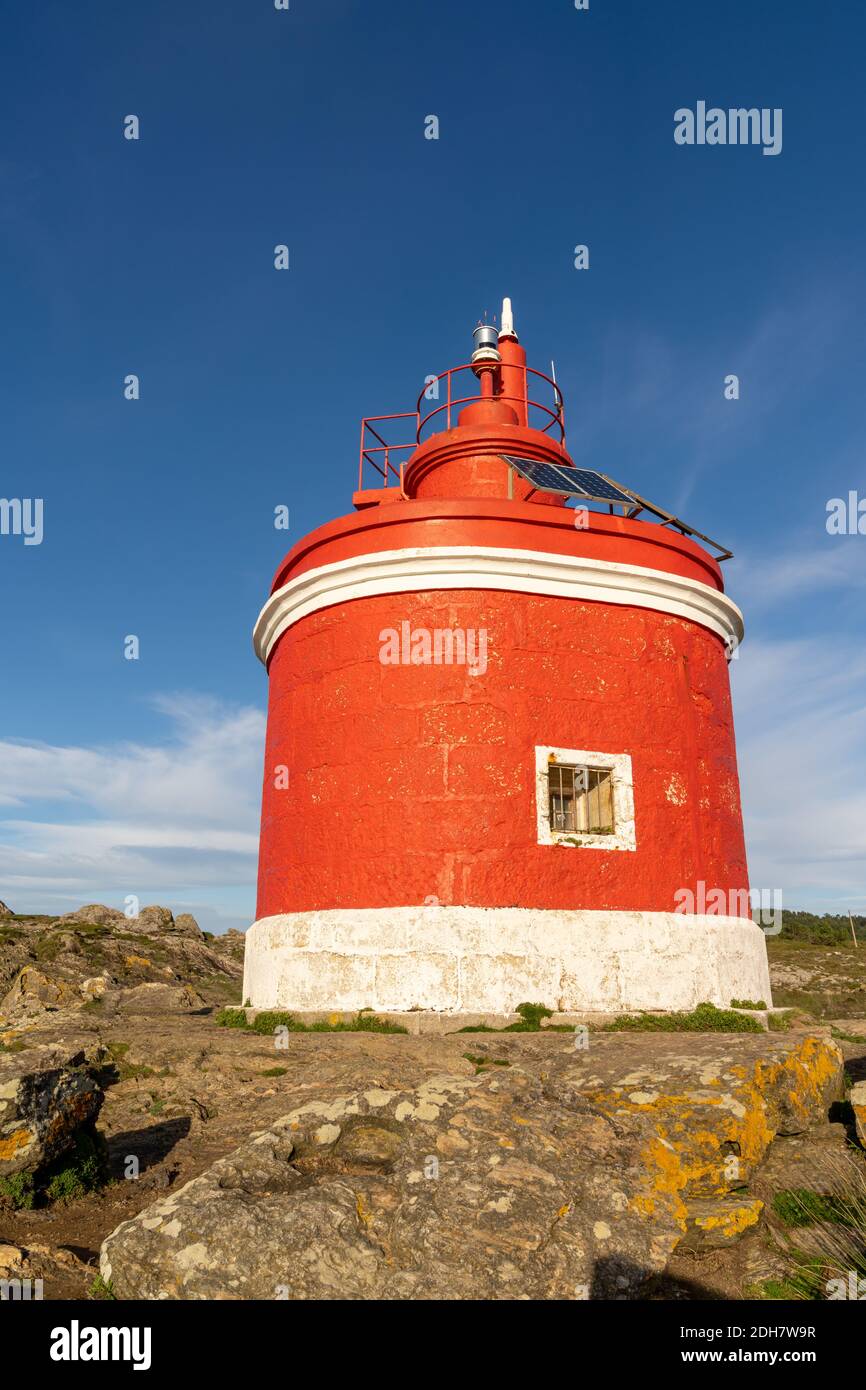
548,763,614,835
535,746,636,852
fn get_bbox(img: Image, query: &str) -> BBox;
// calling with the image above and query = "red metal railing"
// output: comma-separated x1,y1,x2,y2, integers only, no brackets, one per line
358,414,417,491
416,363,565,443
357,363,566,492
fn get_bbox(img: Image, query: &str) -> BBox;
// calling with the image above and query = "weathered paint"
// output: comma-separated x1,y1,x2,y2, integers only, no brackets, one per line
242,906,773,1014
256,585,748,918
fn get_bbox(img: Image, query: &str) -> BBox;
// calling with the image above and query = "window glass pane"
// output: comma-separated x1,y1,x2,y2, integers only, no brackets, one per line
548,763,614,834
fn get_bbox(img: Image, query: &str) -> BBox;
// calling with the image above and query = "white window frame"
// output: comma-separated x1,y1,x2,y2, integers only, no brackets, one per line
535,745,636,852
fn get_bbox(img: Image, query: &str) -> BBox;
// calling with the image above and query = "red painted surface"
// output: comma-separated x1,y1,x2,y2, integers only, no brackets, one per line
497,335,529,426
405,420,568,504
256,586,748,919
267,500,725,614
255,324,749,924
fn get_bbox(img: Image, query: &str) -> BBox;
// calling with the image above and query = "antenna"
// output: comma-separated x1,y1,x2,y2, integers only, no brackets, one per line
550,359,563,414
501,297,516,339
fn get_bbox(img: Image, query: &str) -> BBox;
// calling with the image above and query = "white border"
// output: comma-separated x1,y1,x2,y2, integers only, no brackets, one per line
253,545,744,665
535,745,636,851
242,905,773,1014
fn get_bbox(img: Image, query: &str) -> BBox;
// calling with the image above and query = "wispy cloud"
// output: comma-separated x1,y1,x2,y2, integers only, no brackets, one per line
0,696,263,929
560,290,851,513
732,631,866,908
730,538,866,609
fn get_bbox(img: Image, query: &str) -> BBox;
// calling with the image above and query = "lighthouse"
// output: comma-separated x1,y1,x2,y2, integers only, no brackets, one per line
244,301,772,1016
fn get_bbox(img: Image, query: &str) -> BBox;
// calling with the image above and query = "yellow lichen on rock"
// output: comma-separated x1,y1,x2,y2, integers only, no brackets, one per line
0,1126,33,1161
598,1035,842,1251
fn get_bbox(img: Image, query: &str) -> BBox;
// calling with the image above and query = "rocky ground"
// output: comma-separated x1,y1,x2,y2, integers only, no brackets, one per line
766,937,866,1021
0,902,244,1011
1,904,864,1301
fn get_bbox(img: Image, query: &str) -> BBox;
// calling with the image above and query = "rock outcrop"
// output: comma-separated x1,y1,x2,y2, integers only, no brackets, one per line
100,1031,844,1300
54,904,203,939
1,966,82,1017
0,904,244,1021
0,1037,104,1179
114,982,207,1015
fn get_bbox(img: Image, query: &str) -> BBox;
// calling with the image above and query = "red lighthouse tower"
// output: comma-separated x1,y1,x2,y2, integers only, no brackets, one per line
244,301,771,1016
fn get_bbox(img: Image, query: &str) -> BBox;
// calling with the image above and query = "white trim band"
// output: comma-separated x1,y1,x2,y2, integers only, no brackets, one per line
242,905,773,1014
253,546,744,664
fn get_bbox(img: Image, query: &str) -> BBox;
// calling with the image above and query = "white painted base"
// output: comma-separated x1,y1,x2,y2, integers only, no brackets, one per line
242,906,773,1015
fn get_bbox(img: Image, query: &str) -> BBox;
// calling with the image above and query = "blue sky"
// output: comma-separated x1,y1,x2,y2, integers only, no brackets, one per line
1,0,864,929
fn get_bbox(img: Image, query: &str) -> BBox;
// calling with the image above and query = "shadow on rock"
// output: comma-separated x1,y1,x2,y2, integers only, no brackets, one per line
592,1255,723,1301
107,1117,190,1176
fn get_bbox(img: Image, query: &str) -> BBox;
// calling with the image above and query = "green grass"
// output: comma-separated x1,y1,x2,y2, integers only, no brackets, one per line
214,1006,408,1035
43,1131,106,1205
730,998,767,1010
833,1026,866,1045
88,1274,116,1301
456,1001,575,1034
214,1007,249,1028
115,1062,155,1082
462,1052,511,1074
603,1001,764,1034
33,933,64,962
0,1131,108,1210
772,1188,859,1229
260,1066,288,1077
747,1261,827,1301
98,1041,155,1084
0,1171,35,1210
766,1165,866,1302
767,1010,801,1032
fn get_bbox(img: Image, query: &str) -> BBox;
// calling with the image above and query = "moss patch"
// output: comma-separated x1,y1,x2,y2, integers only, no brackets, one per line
772,1187,861,1229
456,1002,575,1034
604,1002,764,1033
1,1130,108,1210
215,1007,408,1036
88,1274,116,1300
44,1130,107,1204
462,1052,511,1075
0,1170,36,1210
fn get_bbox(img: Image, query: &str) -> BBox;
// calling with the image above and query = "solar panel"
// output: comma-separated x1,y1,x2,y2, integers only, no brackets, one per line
501,455,634,504
566,469,633,505
500,456,576,494
500,454,734,559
